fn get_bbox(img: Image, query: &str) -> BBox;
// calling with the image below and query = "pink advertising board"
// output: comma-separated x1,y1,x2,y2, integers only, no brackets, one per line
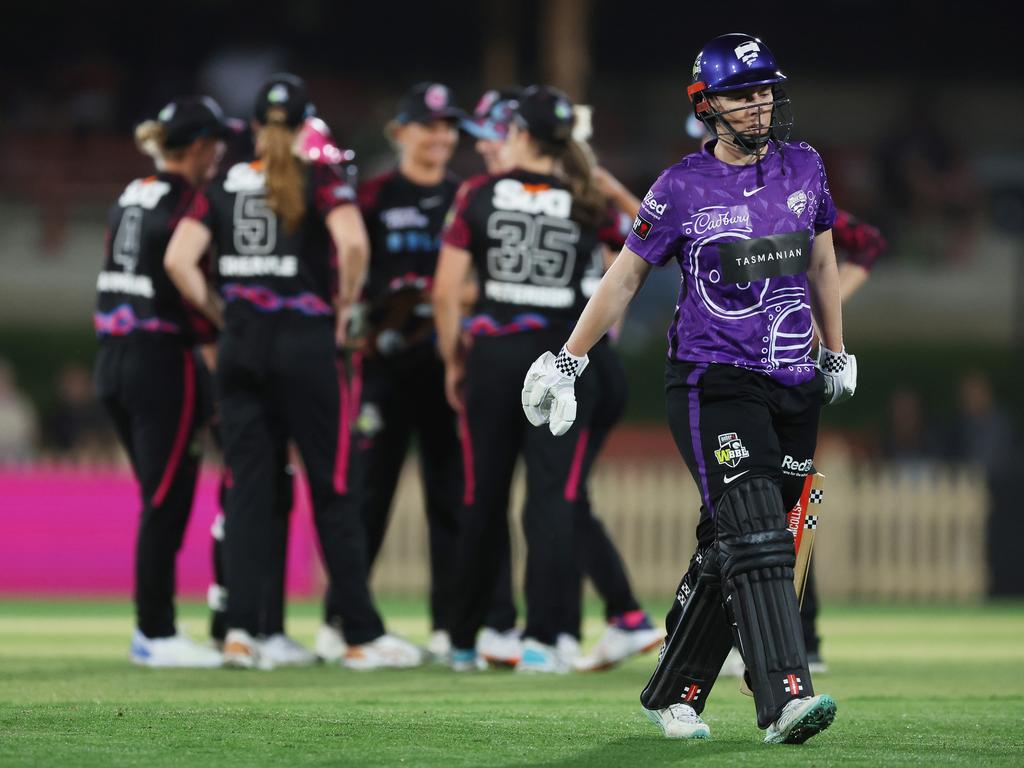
0,465,321,597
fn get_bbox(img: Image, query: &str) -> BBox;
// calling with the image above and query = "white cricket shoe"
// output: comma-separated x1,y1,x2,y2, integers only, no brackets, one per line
314,623,347,663
343,634,426,670
259,634,317,667
557,633,582,665
450,648,487,672
574,625,663,671
427,630,452,662
720,646,747,677
130,628,222,668
515,638,570,674
477,627,521,667
223,628,271,670
643,703,711,739
764,694,837,744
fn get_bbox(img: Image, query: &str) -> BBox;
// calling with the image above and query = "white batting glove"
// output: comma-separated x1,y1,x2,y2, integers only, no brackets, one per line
521,346,589,436
817,344,857,405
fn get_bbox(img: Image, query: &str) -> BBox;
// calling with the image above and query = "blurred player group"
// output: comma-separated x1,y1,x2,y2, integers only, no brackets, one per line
94,31,884,746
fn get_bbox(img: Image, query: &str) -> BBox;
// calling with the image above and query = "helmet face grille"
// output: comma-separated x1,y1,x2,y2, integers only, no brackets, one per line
697,85,793,155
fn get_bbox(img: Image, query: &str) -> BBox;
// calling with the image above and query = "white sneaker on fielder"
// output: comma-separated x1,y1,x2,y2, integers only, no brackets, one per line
477,627,521,667
515,638,570,674
130,629,223,668
223,628,270,670
643,703,711,739
314,623,347,663
450,648,487,672
259,634,317,667
344,634,426,670
764,694,837,744
427,630,452,662
574,625,663,671
556,633,581,665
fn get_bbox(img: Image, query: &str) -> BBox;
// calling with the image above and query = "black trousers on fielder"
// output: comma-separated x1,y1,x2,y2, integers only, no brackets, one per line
217,310,384,644
95,336,208,639
325,348,461,631
560,338,643,638
449,331,595,650
645,361,823,726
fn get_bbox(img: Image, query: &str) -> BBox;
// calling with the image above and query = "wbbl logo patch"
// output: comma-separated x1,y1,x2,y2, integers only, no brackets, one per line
714,432,749,468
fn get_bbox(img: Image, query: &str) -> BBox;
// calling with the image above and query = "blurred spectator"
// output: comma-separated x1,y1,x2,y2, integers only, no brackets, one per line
0,359,38,461
43,363,113,458
943,371,1022,596
944,372,1015,473
881,388,933,470
876,91,983,265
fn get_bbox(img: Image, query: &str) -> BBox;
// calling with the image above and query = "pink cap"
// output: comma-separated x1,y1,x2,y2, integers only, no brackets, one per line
295,117,353,165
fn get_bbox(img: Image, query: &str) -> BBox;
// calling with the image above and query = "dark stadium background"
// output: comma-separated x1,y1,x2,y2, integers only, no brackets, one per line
0,0,1021,593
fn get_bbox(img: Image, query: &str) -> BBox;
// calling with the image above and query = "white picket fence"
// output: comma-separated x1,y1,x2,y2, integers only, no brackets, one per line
370,457,989,601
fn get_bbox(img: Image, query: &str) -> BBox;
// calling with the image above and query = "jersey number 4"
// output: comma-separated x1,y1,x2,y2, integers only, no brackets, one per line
486,211,580,286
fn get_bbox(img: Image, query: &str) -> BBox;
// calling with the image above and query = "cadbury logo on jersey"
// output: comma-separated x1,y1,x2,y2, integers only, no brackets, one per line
492,179,572,218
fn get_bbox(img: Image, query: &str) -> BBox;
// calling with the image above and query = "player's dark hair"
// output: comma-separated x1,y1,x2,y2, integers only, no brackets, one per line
258,106,306,234
533,136,605,228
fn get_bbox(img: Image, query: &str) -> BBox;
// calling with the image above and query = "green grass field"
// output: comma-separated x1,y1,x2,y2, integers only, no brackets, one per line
2,599,1023,767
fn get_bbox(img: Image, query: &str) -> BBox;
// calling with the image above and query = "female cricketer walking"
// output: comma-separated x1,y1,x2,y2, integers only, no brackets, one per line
165,74,423,670
317,83,466,663
522,34,855,742
434,86,629,672
94,96,230,667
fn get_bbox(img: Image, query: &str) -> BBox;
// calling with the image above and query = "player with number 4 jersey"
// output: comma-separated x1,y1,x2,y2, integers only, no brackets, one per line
94,95,231,668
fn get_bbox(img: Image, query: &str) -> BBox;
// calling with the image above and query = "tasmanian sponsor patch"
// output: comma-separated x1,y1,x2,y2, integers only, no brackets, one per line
717,231,810,284
632,213,653,240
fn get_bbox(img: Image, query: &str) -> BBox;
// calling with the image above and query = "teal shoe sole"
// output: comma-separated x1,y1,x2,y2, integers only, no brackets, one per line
765,694,837,744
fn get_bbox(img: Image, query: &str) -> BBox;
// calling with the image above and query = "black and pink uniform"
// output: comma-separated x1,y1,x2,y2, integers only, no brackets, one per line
94,172,214,639
186,159,385,643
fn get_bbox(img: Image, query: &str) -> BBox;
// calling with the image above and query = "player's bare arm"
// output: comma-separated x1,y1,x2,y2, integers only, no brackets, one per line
326,204,370,344
432,243,472,411
164,218,224,329
565,246,652,358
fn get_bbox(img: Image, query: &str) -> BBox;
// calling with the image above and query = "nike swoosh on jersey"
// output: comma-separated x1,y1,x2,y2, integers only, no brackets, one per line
723,470,750,483
742,186,766,197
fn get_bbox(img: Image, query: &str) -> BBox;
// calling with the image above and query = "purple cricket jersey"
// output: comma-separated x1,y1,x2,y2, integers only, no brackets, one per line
626,140,836,386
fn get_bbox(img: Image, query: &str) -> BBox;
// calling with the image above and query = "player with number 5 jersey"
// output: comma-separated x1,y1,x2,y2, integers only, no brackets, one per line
166,74,423,671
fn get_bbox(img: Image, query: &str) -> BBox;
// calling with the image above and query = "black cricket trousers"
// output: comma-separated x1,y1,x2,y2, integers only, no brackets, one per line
216,310,384,644
326,348,461,631
95,335,207,639
449,330,595,650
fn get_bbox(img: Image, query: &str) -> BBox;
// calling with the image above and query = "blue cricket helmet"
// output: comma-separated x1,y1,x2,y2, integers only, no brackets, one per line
687,33,792,153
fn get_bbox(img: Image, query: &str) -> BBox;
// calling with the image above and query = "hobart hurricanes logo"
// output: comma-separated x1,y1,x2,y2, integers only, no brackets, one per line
714,432,749,468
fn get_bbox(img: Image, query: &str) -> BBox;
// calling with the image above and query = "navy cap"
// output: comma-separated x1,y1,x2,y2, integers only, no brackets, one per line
510,85,575,145
395,82,465,125
254,73,316,128
156,96,234,149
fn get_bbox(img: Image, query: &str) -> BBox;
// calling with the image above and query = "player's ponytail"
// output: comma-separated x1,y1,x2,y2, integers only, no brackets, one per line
554,138,605,229
259,107,307,234
134,120,170,167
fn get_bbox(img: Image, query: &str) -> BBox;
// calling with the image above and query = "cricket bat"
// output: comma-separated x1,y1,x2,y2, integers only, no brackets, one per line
740,471,825,696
